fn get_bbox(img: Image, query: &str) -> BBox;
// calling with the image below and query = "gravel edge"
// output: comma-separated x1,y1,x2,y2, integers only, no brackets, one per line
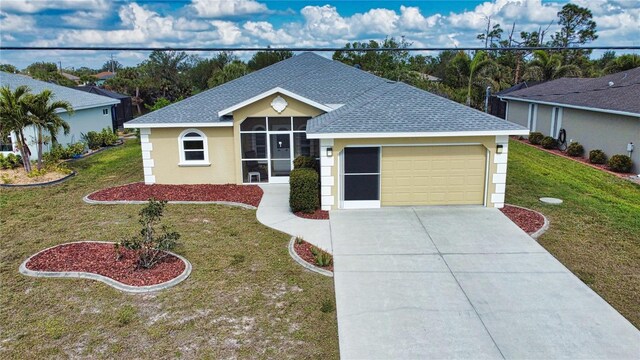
288,237,333,278
0,171,76,188
505,204,550,239
19,241,192,293
82,191,257,210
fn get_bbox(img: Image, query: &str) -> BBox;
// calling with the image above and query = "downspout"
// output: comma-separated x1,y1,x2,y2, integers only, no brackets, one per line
484,86,491,113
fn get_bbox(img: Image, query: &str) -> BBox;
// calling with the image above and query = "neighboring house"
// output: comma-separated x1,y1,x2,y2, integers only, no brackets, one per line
94,71,115,86
500,67,640,173
0,72,119,159
60,72,81,85
489,82,540,119
76,85,133,130
125,53,528,210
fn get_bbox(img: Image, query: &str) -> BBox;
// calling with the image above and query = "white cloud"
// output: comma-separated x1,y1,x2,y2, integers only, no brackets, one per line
0,11,36,31
300,5,351,38
0,0,109,14
243,21,295,44
189,0,267,18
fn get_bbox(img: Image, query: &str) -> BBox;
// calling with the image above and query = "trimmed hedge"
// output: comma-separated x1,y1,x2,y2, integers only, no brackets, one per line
541,136,557,149
589,149,607,164
608,154,633,173
566,142,584,157
289,168,319,213
293,155,317,170
528,132,544,145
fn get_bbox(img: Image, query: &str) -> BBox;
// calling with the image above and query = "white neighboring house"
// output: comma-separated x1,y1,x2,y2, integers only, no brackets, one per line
0,72,119,160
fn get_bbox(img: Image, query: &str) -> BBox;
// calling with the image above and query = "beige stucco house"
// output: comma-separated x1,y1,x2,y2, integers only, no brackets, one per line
500,67,640,173
125,53,528,210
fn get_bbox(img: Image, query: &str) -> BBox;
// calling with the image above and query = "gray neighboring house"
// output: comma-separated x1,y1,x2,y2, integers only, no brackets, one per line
0,72,119,159
500,67,640,173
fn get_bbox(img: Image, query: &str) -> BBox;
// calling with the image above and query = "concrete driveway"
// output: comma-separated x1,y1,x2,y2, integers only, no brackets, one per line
331,206,640,359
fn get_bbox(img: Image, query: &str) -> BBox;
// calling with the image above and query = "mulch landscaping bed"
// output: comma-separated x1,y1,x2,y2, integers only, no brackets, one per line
500,205,545,235
26,242,185,286
294,209,330,220
293,240,333,272
88,182,263,207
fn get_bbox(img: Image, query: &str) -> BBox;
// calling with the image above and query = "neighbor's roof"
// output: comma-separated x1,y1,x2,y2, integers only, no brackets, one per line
94,71,115,80
76,85,130,100
0,72,119,110
500,67,640,116
127,52,527,136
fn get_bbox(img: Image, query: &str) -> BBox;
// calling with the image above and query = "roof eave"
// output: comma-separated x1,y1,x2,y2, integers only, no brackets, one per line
124,122,233,129
500,96,640,118
306,129,530,139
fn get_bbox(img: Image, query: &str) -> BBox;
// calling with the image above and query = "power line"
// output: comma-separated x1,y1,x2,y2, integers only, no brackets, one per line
1,46,639,52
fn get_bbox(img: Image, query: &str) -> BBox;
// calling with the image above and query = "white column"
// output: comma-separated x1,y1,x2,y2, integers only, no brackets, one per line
491,135,509,208
139,128,155,184
319,138,335,211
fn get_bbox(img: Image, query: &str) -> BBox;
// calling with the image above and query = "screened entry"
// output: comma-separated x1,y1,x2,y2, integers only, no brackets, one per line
240,116,319,183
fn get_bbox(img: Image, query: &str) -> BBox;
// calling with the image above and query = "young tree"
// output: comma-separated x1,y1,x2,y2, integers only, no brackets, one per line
523,50,581,81
26,89,73,170
248,50,293,71
207,61,248,88
477,18,503,48
0,85,34,172
552,4,598,48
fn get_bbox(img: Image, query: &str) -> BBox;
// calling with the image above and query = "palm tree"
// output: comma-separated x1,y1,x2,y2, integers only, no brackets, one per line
27,89,73,170
604,54,640,74
0,85,34,172
523,50,581,81
466,51,497,106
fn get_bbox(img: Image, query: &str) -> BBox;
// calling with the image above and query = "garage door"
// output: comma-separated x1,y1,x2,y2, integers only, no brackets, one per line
381,146,486,206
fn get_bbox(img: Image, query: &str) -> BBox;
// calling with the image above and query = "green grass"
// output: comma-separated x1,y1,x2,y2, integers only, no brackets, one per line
506,140,640,328
0,140,338,358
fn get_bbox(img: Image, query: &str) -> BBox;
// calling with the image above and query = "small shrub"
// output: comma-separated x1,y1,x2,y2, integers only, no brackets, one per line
289,168,319,213
310,246,333,267
27,168,47,178
320,298,335,313
293,155,317,170
66,142,86,157
528,132,544,145
295,236,304,245
82,131,102,150
120,198,181,269
541,136,557,149
608,154,633,173
566,142,584,157
116,305,137,327
100,127,119,146
1,173,13,184
589,149,607,164
2,153,22,169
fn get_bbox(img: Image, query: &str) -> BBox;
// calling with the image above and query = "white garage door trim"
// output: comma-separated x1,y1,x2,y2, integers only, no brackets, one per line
339,143,488,209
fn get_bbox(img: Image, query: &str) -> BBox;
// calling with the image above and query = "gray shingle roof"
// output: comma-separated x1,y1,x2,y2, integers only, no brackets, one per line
501,67,640,115
127,52,527,135
0,72,119,110
307,81,527,134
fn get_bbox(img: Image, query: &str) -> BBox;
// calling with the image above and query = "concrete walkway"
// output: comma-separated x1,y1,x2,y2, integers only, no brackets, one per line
256,184,332,252
331,206,640,359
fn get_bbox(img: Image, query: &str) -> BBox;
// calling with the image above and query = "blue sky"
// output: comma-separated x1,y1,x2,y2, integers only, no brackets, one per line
1,0,638,69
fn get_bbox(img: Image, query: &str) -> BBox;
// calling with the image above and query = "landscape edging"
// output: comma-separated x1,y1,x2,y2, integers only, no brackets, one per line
83,190,257,210
0,171,76,188
19,241,192,293
506,203,550,239
288,237,333,277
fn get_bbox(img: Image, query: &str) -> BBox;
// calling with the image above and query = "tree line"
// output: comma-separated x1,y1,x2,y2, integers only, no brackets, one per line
1,3,638,112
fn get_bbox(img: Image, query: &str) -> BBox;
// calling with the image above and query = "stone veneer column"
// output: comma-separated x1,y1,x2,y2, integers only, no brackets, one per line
319,138,335,211
491,135,509,208
139,128,155,184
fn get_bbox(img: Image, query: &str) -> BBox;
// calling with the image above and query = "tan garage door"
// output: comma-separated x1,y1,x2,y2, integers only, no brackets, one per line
381,145,486,206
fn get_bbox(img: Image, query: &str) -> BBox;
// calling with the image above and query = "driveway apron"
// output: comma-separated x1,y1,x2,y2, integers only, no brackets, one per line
330,206,640,359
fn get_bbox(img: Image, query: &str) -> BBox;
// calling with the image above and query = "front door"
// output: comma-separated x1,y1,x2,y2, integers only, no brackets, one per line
342,147,381,209
269,133,291,183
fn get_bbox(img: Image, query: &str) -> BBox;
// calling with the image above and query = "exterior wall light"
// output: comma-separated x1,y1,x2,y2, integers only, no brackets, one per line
496,144,504,154
326,147,333,157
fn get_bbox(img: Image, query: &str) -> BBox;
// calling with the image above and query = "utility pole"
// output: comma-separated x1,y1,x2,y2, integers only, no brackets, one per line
110,53,114,73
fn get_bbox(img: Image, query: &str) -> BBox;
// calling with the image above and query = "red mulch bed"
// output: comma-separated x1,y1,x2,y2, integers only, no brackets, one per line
515,138,632,178
88,182,263,207
293,240,333,272
500,205,545,235
294,209,330,220
26,242,186,286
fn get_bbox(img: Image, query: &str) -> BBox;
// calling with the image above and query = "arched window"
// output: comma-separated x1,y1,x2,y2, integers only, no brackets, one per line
178,129,209,165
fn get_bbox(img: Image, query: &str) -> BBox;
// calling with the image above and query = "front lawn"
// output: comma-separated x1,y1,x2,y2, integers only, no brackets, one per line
506,140,640,328
0,140,339,358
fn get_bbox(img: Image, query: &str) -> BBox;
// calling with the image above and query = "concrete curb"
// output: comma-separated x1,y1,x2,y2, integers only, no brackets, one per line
0,171,76,188
82,191,257,210
288,237,333,278
19,241,192,293
506,203,550,239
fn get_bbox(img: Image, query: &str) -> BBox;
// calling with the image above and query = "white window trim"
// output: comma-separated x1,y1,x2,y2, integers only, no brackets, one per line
550,107,563,138
527,104,538,131
178,128,210,166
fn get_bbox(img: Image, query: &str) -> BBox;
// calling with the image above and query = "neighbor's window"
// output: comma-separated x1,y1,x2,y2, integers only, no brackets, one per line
179,129,208,165
103,108,109,115
0,134,12,151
